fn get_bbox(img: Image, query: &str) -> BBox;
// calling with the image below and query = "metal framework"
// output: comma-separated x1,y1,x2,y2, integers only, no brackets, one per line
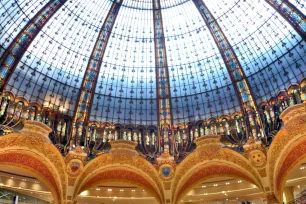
265,0,306,41
192,0,262,138
153,0,173,153
0,0,67,91
73,0,122,125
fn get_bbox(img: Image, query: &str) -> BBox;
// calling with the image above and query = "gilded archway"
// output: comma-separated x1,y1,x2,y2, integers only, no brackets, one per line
0,121,68,203
267,103,306,202
172,136,264,204
73,140,164,203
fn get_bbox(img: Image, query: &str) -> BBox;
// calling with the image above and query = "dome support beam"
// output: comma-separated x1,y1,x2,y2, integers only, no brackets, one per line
153,0,173,153
265,0,305,41
73,0,122,145
0,0,67,91
192,0,263,139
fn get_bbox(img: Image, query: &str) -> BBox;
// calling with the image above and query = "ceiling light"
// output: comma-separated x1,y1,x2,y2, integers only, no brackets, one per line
108,189,112,192
300,167,305,170
96,188,100,191
202,185,206,188
132,189,136,192
213,184,218,186
238,180,242,183
226,182,230,185
120,189,124,192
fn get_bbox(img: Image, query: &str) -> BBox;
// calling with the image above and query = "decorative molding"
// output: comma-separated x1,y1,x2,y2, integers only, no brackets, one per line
267,103,306,200
0,120,68,203
0,104,305,203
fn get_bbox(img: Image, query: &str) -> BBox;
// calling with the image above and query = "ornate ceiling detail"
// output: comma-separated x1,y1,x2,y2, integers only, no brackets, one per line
0,105,304,203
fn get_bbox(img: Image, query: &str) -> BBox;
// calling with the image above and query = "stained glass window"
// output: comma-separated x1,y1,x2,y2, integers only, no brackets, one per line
0,0,48,58
1,0,305,126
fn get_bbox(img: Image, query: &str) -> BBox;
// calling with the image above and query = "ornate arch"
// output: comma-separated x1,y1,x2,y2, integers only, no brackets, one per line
73,140,164,203
0,152,61,202
0,121,68,203
267,103,306,202
172,136,264,203
78,167,162,203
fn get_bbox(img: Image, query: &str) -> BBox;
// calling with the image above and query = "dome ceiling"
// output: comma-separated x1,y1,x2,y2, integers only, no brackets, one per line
1,0,305,126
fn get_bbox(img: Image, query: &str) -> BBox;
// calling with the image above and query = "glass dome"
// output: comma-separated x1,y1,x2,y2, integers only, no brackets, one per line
0,0,305,127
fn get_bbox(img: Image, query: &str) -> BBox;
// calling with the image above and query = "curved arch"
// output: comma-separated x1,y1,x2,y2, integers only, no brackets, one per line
172,141,264,203
174,161,263,203
274,137,306,202
14,96,29,106
195,120,205,126
231,111,243,119
287,84,300,93
2,91,15,101
0,152,60,203
73,152,164,203
0,122,68,203
77,167,162,203
102,122,113,128
136,124,146,130
267,103,306,202
28,102,42,110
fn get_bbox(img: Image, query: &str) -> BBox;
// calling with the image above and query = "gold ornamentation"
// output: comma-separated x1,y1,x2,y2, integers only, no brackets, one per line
248,150,267,168
0,153,61,203
172,136,263,203
79,169,163,204
257,168,267,177
175,163,257,203
0,120,68,203
73,140,164,202
68,177,77,186
66,159,84,176
267,103,306,201
110,139,138,152
265,192,279,204
163,181,171,190
194,135,220,148
275,138,306,201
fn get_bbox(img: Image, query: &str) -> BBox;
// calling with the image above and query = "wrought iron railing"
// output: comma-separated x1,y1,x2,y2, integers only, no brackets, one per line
0,79,305,163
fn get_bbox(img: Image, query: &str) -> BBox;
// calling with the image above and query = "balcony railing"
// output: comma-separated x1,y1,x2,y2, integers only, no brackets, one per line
0,79,305,163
